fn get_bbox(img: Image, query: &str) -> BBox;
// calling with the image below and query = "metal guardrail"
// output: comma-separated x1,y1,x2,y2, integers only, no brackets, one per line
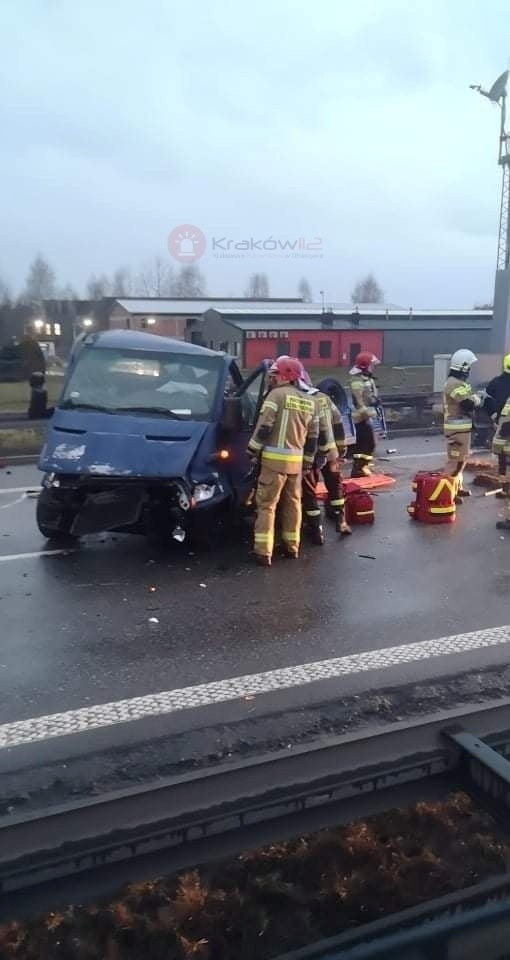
274,873,510,959
2,698,510,925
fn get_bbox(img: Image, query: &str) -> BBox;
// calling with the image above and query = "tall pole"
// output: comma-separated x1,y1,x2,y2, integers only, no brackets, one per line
472,70,510,354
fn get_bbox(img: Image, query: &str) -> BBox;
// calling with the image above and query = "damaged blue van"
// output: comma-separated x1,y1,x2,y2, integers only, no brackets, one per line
37,330,269,542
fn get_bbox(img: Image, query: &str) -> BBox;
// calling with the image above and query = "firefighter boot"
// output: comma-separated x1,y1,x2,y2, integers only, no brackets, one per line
351,454,374,478
309,521,325,546
337,516,352,536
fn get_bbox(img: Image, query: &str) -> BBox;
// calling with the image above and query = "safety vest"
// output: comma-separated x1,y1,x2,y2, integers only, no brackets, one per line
443,376,475,434
248,385,318,474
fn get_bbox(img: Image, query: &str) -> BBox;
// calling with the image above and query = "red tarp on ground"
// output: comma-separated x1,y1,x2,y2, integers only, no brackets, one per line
317,473,396,498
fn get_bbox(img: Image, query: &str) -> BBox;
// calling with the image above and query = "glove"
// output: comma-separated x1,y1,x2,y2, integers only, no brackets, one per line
315,454,327,470
473,394,482,408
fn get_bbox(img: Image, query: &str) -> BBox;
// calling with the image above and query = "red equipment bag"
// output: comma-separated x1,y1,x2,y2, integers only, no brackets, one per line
407,471,456,524
344,482,375,525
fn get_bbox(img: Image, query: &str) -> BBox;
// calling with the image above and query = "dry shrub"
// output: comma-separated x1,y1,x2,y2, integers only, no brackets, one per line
0,793,507,960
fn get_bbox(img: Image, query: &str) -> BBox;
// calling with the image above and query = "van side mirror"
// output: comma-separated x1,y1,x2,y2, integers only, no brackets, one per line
220,396,243,433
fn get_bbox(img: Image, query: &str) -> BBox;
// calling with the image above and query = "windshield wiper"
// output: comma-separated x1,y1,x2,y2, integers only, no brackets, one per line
114,405,186,419
59,401,113,413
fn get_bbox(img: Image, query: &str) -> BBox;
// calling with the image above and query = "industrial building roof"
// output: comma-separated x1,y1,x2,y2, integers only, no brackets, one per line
114,298,304,315
203,307,492,331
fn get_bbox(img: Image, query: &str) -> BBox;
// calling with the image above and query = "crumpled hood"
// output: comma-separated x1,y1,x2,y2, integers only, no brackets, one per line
39,409,211,478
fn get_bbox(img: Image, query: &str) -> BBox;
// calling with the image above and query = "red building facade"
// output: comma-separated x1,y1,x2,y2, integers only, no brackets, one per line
244,329,383,368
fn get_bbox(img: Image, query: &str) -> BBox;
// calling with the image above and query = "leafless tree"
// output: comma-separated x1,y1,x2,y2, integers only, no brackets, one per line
137,257,175,297
351,273,384,304
110,267,136,297
24,255,56,301
171,265,207,297
57,284,79,300
244,273,270,298
298,277,312,302
0,271,11,304
86,274,112,300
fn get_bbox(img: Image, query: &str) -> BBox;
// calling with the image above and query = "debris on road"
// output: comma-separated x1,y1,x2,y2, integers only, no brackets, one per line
148,617,159,624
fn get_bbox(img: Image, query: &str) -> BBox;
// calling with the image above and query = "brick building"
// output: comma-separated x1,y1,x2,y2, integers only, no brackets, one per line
191,305,493,368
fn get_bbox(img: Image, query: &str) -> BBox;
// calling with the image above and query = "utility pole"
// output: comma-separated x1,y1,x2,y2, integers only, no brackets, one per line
471,70,510,352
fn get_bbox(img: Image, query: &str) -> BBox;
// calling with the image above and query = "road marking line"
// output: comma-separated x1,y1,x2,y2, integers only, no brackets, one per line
0,494,26,510
0,487,39,495
0,549,73,563
1,624,509,750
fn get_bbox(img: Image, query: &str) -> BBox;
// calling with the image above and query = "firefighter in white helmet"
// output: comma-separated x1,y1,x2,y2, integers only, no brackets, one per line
443,349,481,500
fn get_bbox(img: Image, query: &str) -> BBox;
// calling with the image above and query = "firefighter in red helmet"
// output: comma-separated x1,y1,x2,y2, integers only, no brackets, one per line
247,356,318,566
349,352,381,478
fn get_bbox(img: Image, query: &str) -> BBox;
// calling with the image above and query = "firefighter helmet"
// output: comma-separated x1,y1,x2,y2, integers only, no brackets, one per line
449,349,478,374
351,352,380,373
269,356,304,383
503,353,510,374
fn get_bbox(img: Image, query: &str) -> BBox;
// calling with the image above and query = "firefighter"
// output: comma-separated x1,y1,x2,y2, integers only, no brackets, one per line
493,397,510,531
299,372,352,540
485,354,510,422
443,349,481,500
247,357,318,566
350,352,381,478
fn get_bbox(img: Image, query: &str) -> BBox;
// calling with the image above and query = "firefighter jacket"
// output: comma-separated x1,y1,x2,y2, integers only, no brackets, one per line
315,392,346,462
486,372,510,420
350,374,379,424
443,375,479,435
248,385,318,474
493,399,510,455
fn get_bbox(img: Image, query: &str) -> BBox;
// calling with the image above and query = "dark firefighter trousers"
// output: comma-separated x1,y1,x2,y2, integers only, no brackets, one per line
302,463,346,528
352,419,375,476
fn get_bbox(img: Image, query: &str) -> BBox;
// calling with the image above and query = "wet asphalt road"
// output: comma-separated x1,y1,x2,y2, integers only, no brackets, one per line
1,440,510,732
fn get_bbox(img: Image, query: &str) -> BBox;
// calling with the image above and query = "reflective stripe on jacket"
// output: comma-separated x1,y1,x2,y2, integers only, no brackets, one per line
247,385,319,473
443,377,475,434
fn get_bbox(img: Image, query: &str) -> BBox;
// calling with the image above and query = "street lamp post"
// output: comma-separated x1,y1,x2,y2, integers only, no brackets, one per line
471,70,510,353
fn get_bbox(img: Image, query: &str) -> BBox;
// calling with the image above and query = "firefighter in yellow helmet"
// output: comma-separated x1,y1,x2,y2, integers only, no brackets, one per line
443,349,481,501
247,357,318,566
485,353,510,425
493,395,510,531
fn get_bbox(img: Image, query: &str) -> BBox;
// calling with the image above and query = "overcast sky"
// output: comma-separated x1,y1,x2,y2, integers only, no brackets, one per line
1,0,509,306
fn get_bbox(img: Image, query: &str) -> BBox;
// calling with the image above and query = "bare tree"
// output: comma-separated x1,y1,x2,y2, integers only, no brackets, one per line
24,255,56,300
351,273,384,304
57,284,79,300
245,273,270,298
298,277,312,302
171,265,207,297
86,274,112,300
138,257,174,297
111,267,135,297
0,271,11,304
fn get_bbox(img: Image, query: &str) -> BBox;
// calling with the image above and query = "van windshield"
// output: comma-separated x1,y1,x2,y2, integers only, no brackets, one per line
60,347,223,420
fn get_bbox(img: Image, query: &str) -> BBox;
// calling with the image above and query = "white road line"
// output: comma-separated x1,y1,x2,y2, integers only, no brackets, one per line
379,451,442,462
0,487,40,495
1,624,509,750
0,494,26,510
0,549,73,563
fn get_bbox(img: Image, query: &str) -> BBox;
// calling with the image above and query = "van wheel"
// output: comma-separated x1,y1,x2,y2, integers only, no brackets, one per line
36,490,78,543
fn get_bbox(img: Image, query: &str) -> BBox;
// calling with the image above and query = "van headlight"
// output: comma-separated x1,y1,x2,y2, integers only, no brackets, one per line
193,482,216,502
43,472,60,489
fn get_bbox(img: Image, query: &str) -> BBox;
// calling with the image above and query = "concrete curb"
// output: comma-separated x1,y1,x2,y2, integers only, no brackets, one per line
0,422,47,458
